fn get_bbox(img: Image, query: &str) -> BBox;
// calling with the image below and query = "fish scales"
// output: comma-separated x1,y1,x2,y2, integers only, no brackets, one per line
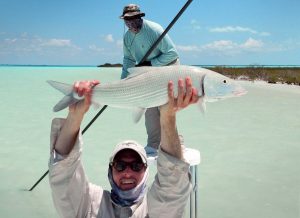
92,66,204,108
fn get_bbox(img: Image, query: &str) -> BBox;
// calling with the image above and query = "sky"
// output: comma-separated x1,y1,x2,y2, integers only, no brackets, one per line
0,0,300,65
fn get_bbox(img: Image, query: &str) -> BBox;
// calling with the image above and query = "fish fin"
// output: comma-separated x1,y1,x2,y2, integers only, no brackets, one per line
92,101,102,110
132,108,146,123
47,80,73,95
205,98,219,103
198,97,206,114
127,67,152,78
53,95,80,112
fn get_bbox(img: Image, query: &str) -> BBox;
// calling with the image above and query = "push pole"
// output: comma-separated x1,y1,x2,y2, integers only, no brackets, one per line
139,0,193,64
29,0,193,191
28,105,108,191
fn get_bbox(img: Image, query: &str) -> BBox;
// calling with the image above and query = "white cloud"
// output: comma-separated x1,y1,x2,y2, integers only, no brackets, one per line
177,38,265,55
88,34,122,55
5,38,17,43
42,39,73,47
203,40,239,51
241,38,264,50
260,32,271,36
20,32,28,38
209,26,271,36
88,44,105,52
190,19,201,30
116,39,123,47
0,33,81,56
210,26,257,34
176,45,200,52
104,34,114,43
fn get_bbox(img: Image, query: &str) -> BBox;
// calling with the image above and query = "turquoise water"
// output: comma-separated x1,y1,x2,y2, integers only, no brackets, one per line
0,67,299,218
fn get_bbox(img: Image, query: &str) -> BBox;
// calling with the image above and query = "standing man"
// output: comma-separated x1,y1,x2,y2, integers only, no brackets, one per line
120,4,180,153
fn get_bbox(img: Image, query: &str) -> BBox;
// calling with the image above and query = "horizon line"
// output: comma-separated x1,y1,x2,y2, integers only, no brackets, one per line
1,64,300,67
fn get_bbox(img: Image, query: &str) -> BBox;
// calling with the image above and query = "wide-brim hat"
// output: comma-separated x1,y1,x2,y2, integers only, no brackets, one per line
109,140,147,164
120,4,145,19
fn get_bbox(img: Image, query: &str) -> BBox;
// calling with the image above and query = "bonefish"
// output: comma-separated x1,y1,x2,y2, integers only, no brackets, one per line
47,65,247,122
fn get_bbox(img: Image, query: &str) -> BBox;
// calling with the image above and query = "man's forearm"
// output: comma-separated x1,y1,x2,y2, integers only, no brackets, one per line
160,114,183,159
54,112,83,155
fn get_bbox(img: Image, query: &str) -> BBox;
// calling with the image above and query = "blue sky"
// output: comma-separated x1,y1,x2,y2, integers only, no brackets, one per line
1,0,299,65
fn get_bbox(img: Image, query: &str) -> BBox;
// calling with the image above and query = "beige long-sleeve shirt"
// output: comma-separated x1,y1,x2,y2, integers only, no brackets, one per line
49,118,192,218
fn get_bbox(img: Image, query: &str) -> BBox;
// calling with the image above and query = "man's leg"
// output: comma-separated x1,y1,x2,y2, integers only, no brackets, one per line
144,58,180,154
145,107,161,151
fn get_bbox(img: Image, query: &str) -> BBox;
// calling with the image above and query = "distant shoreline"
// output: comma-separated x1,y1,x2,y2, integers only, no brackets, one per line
205,66,300,86
96,64,300,85
97,63,122,67
1,64,299,86
1,64,300,68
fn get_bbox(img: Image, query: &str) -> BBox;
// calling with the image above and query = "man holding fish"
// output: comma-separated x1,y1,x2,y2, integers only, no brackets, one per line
48,77,200,217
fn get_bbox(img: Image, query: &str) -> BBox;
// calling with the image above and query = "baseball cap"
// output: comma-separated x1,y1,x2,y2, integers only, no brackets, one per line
109,140,147,164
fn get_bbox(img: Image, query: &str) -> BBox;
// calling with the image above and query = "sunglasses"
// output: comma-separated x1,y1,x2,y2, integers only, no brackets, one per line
110,161,147,172
124,15,142,21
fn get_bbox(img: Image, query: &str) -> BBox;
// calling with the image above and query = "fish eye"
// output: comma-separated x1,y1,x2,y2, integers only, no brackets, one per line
223,80,227,83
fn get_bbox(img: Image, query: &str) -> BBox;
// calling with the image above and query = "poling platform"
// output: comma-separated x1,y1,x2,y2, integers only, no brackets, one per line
146,148,201,218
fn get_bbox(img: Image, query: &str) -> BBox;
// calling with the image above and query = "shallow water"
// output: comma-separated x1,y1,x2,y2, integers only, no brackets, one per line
0,67,299,218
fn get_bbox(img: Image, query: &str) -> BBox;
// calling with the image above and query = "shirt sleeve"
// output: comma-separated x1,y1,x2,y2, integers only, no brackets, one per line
48,118,91,218
150,33,179,66
121,37,136,79
147,148,192,218
146,21,179,66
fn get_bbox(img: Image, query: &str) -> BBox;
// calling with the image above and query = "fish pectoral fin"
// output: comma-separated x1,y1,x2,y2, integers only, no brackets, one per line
92,102,101,110
53,95,80,112
198,97,206,114
132,108,147,123
91,99,102,110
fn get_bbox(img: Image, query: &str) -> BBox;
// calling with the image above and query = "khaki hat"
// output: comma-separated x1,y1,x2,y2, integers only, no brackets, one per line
109,140,147,164
120,4,145,19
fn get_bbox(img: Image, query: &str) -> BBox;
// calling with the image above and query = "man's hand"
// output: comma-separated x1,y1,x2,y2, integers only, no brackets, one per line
54,80,99,155
69,80,100,116
160,77,199,118
159,77,199,159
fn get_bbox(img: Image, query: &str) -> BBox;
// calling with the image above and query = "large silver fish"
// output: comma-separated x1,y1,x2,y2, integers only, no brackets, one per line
47,65,247,122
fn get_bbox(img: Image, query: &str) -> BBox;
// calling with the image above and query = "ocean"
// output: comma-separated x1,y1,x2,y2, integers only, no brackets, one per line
0,66,299,218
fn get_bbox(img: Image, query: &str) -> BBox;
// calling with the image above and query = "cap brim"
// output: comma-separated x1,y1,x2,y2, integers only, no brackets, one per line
120,12,145,19
109,140,147,164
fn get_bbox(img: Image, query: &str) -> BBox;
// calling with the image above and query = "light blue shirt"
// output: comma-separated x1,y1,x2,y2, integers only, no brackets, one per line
121,19,179,79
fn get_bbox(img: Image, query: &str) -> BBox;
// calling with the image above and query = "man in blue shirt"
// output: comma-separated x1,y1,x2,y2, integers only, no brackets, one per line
120,4,180,153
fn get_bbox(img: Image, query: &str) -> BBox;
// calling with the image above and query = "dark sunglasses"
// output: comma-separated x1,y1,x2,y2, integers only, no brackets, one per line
110,161,147,172
124,15,142,21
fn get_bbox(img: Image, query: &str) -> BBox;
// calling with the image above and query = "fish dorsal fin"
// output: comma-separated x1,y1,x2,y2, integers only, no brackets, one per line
198,96,206,114
53,95,79,112
132,107,147,123
127,67,152,78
